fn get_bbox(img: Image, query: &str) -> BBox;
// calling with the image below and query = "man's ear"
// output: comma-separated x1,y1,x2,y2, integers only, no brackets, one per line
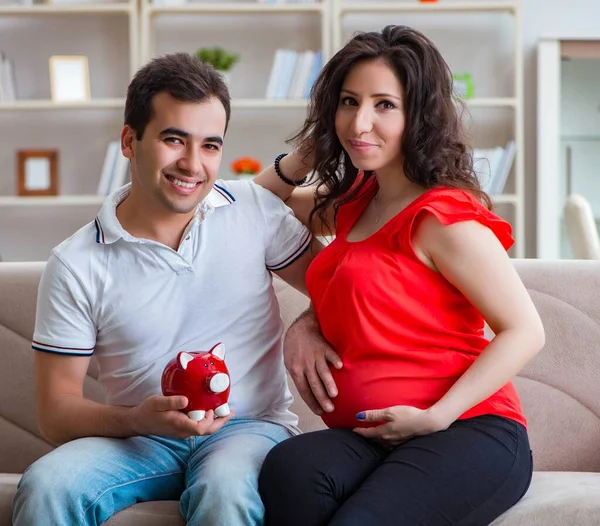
121,125,136,160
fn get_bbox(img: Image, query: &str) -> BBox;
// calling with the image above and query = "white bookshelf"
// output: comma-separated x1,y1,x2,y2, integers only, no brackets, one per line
140,0,330,67
0,98,125,111
146,3,325,14
494,194,518,204
0,3,133,15
1,0,528,261
335,1,517,14
231,98,309,109
467,97,518,108
331,0,525,257
0,3,138,77
0,0,139,260
0,195,104,207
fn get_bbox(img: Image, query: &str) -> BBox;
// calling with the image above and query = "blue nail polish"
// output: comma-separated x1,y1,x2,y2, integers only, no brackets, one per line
356,412,366,420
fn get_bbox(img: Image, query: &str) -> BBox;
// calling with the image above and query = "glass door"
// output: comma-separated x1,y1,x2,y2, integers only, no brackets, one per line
560,55,600,258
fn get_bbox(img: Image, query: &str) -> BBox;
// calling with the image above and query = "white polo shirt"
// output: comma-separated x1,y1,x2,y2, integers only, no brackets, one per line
32,180,312,432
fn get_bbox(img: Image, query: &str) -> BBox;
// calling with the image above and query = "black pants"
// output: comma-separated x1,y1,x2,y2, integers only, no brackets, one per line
259,415,532,526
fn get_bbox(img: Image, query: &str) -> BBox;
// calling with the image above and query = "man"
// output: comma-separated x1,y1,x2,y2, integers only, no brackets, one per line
12,53,317,526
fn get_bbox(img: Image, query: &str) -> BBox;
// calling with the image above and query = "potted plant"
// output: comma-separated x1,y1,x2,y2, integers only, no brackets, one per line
195,47,239,85
231,156,261,181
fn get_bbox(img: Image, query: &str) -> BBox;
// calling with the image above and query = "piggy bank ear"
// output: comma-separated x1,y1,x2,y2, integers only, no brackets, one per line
210,343,225,361
178,352,195,370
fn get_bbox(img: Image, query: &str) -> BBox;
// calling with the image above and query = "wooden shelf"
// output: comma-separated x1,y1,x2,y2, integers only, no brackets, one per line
0,195,105,207
0,3,132,15
230,98,514,111
0,193,518,208
147,2,324,16
492,194,518,204
466,97,518,108
0,99,309,110
0,99,125,110
232,99,309,109
339,1,517,14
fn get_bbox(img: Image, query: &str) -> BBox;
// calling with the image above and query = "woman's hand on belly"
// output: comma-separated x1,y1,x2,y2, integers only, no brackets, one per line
352,405,450,447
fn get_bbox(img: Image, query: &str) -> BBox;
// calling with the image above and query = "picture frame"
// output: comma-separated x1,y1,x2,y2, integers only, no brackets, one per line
49,55,91,103
16,150,59,196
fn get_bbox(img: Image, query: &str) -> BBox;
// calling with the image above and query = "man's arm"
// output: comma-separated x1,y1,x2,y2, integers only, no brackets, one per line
272,237,322,295
36,351,129,444
254,149,336,236
36,352,228,445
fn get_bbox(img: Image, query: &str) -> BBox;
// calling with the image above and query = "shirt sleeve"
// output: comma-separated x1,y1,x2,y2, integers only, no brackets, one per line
417,190,514,251
253,185,312,271
32,254,96,356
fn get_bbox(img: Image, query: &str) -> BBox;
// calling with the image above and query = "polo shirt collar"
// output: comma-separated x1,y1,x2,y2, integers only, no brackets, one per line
94,182,235,245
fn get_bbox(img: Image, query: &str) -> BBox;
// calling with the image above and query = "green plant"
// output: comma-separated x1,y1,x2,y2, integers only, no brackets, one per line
195,47,239,72
452,73,474,100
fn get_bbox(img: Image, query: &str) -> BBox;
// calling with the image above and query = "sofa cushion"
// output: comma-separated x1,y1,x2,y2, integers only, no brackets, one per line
511,260,600,472
491,472,600,526
5,472,600,525
0,475,20,526
106,502,184,526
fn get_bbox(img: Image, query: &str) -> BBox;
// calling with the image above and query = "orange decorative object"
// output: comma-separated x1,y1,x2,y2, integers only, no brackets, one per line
231,156,262,175
419,0,438,2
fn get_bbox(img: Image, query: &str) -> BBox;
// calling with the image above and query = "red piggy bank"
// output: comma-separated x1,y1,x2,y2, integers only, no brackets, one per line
161,342,231,422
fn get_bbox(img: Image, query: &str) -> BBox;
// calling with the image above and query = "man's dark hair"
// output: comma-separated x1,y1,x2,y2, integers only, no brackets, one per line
124,52,231,139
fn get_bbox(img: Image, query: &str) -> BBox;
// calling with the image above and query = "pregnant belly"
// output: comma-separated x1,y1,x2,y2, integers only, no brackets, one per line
321,362,455,429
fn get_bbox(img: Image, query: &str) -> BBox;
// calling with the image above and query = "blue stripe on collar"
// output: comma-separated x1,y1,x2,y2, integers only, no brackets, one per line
94,218,105,244
214,183,235,203
208,183,235,207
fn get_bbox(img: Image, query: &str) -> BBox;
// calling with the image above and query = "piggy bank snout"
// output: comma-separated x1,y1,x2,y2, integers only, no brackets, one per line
209,373,230,394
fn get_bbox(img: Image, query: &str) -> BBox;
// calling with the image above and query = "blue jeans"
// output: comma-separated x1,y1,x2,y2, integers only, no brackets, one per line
13,418,291,526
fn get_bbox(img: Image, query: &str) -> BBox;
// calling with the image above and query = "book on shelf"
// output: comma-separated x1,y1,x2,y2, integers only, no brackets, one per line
265,49,322,99
97,141,130,196
0,52,17,103
472,140,516,197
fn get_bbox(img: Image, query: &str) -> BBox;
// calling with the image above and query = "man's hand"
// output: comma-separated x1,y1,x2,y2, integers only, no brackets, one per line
129,395,233,438
285,309,342,415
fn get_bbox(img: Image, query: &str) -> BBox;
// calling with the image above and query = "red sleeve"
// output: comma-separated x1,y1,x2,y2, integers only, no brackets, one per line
411,189,514,251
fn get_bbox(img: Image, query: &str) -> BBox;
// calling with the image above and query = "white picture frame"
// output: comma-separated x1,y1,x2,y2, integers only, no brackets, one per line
49,55,91,103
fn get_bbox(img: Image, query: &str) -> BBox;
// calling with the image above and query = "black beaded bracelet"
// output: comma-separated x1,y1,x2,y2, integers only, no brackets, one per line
274,153,308,187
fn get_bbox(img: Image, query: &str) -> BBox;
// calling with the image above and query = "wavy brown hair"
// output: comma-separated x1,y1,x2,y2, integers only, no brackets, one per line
290,25,490,230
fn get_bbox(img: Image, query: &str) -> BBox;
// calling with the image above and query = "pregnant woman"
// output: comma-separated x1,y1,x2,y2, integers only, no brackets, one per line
254,25,545,526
